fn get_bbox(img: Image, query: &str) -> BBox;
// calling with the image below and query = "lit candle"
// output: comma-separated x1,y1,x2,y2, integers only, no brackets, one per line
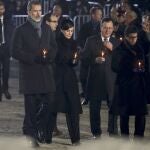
72,52,78,64
42,49,48,58
101,51,105,58
119,37,123,41
74,52,77,59
138,61,141,68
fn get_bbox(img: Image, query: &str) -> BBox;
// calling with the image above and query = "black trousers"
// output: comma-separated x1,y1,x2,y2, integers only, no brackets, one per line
48,112,80,143
23,93,55,140
120,115,146,137
0,56,10,91
89,98,102,135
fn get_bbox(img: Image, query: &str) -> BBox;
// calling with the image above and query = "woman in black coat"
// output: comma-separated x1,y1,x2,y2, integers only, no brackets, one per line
111,25,148,138
54,18,82,144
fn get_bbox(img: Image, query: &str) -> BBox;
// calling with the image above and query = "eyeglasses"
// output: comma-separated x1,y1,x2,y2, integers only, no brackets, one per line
50,20,58,23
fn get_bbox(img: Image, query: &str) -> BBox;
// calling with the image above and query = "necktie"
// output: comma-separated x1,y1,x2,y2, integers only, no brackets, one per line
103,38,108,42
0,18,5,44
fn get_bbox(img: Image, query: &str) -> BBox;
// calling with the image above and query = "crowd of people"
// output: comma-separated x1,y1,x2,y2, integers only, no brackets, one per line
0,0,149,148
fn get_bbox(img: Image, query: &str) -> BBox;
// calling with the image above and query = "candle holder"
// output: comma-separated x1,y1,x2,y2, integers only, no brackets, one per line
133,59,145,72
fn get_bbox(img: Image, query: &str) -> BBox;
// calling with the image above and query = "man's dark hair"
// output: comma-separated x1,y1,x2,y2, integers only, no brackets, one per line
43,12,52,23
101,17,114,26
90,6,102,15
27,0,41,12
0,1,4,7
124,25,138,37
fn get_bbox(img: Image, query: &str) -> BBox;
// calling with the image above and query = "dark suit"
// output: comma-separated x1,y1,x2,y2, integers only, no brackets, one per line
78,20,100,101
12,21,57,141
0,16,14,98
81,34,119,135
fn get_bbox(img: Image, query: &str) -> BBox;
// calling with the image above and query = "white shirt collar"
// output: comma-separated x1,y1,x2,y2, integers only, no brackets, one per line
101,36,110,42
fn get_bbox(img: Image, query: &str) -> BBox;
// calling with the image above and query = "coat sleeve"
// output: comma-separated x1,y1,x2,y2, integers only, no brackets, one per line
47,30,57,63
11,28,35,65
111,47,133,74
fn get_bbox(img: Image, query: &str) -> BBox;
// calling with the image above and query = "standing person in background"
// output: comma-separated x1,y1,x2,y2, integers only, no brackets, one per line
12,0,57,147
81,18,119,138
78,6,103,105
0,1,14,101
49,18,82,145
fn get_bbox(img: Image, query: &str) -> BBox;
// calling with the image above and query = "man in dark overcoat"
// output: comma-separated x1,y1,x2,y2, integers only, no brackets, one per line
78,6,103,105
111,25,148,138
11,0,57,147
81,18,120,137
0,1,14,101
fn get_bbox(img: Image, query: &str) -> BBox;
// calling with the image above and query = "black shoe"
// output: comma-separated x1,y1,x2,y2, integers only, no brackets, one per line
4,91,11,99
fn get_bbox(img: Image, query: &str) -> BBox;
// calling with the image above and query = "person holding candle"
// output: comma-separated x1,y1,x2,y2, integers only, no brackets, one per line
81,17,120,138
49,18,82,145
111,25,149,138
11,0,57,147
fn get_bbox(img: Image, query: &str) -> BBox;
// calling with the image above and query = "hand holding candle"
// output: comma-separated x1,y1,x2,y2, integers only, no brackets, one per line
72,52,78,64
133,59,145,72
42,49,48,58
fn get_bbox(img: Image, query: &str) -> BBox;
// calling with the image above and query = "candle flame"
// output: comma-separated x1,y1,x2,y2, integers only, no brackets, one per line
74,52,77,58
120,37,123,41
138,61,141,68
43,49,47,55
101,51,104,57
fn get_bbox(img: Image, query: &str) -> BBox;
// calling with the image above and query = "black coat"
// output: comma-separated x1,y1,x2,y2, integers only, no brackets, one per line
53,34,82,114
78,20,100,48
12,21,57,94
0,16,14,57
111,41,148,116
81,35,119,103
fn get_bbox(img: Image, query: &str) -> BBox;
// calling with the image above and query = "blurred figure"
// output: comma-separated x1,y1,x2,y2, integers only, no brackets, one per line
78,6,103,105
81,18,119,138
111,25,148,138
49,18,82,145
0,1,14,101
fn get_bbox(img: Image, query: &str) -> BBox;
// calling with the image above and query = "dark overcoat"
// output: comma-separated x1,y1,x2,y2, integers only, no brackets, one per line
12,21,57,94
81,34,119,104
53,34,82,114
0,16,14,57
111,41,148,116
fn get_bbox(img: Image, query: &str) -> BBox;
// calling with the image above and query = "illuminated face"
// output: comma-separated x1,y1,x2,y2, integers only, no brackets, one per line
125,33,138,46
28,4,42,22
61,27,74,39
0,5,5,16
101,21,114,38
46,15,59,31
